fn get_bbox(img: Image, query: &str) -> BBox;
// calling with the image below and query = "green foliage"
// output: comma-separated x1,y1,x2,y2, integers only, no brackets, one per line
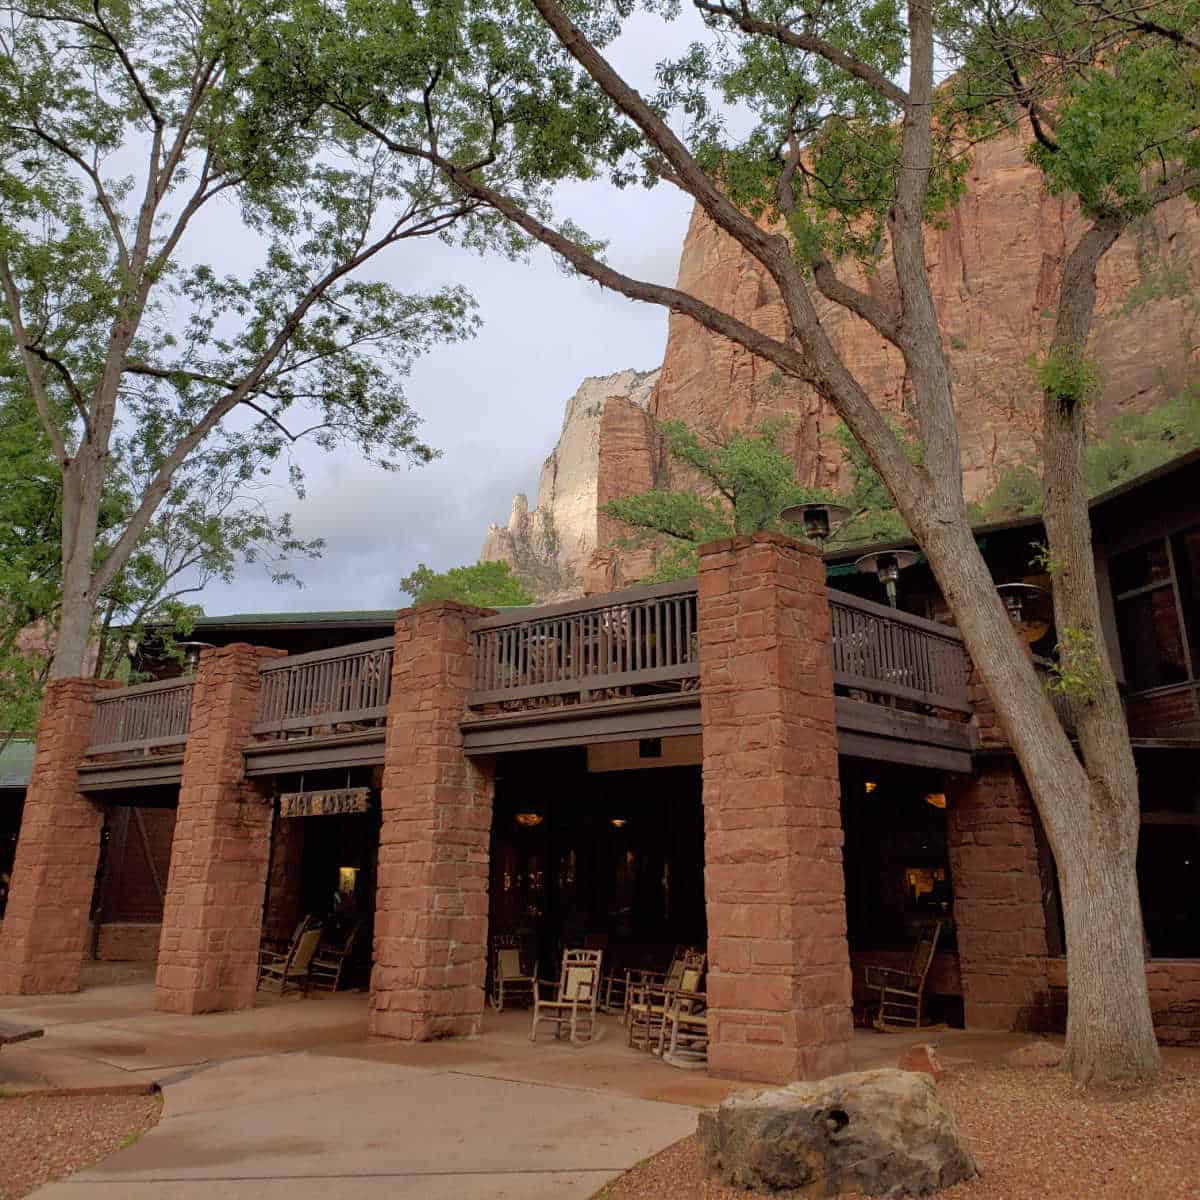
602,419,831,581
829,420,923,544
400,561,535,608
968,463,1045,523
1045,626,1104,704
1084,387,1200,492
1031,346,1102,409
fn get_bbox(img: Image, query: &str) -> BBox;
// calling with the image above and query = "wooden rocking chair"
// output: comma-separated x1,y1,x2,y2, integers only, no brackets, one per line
258,919,323,996
621,944,700,1024
530,948,602,1045
865,919,944,1030
309,920,363,992
628,950,705,1052
490,933,536,1012
661,984,709,1067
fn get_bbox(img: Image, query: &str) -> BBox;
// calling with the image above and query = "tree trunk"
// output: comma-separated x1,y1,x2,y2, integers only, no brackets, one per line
49,456,105,680
915,515,1160,1083
1056,813,1159,1082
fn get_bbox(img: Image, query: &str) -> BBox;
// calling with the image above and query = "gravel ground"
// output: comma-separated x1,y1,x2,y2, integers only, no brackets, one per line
595,1057,1200,1199
0,1090,162,1200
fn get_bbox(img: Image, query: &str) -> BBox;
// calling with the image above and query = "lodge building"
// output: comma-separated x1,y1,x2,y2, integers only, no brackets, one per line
0,451,1197,1082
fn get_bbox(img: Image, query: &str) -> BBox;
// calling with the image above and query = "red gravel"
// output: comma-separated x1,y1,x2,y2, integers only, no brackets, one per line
0,1090,161,1199
596,1057,1200,1199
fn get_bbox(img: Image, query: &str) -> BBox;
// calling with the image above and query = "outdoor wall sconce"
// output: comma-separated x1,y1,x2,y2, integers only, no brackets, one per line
855,549,920,608
514,812,544,828
779,501,851,548
996,582,1050,643
338,866,358,895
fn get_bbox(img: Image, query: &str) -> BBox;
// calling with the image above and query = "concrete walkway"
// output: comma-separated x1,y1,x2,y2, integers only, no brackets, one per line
1,964,1047,1199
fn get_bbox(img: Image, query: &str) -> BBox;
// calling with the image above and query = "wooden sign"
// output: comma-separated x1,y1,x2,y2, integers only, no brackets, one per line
279,787,373,818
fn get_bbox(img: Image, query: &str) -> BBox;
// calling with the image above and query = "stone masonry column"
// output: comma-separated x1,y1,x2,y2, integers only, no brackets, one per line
698,532,853,1083
0,678,120,994
947,757,1050,1030
370,602,495,1040
155,643,283,1014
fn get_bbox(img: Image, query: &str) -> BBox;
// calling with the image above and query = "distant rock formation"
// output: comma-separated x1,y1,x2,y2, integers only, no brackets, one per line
480,368,660,601
484,121,1200,601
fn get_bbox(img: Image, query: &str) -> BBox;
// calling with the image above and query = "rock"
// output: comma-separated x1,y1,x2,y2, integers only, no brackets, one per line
897,1043,944,1082
480,368,659,601
699,1068,977,1197
1004,1039,1064,1069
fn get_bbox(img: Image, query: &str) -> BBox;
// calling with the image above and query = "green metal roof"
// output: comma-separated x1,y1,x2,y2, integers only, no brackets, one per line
0,739,34,790
194,610,397,627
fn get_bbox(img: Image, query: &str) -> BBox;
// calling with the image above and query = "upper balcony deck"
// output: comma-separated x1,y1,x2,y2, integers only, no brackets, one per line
77,577,976,792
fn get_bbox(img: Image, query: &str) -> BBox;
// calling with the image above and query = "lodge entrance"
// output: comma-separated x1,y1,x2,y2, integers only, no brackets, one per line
261,766,380,989
489,745,706,983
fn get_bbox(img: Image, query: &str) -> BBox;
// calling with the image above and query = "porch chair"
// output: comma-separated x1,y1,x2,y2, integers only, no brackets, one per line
529,948,603,1045
490,933,536,1012
865,919,944,1030
308,920,364,992
661,984,709,1067
621,944,695,1024
258,920,323,996
627,950,705,1052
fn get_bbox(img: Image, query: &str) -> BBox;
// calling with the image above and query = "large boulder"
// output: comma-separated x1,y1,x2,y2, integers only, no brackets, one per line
698,1068,978,1197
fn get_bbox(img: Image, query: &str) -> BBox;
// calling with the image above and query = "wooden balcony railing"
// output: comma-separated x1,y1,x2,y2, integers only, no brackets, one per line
467,580,700,708
88,677,195,756
829,591,970,713
253,636,394,737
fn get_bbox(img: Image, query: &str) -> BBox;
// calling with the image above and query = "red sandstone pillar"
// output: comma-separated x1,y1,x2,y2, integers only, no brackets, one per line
948,758,1050,1029
155,643,283,1014
370,602,494,1040
0,678,120,994
698,532,853,1083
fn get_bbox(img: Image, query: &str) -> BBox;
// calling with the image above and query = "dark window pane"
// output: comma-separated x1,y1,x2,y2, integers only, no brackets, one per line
1171,525,1200,676
1138,825,1200,958
1116,588,1188,690
1111,539,1173,595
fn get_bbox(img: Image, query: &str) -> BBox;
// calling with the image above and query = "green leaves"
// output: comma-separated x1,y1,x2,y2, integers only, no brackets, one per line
400,560,535,607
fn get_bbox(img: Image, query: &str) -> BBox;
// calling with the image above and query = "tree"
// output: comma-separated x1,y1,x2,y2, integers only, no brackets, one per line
0,0,505,680
401,561,535,608
314,0,1200,1082
0,373,325,726
601,417,918,579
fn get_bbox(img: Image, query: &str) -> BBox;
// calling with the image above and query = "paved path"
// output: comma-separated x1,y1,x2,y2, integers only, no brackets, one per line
31,1050,699,1199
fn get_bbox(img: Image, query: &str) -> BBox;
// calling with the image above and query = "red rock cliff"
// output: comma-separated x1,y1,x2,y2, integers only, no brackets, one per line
651,125,1200,500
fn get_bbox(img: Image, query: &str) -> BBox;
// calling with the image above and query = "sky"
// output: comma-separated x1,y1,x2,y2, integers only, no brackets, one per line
194,13,699,618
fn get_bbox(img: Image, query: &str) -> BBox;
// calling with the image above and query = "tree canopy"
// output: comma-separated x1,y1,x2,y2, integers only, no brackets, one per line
400,560,535,608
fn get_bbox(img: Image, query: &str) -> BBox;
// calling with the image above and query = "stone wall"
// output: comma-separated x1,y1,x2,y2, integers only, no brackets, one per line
95,922,162,962
948,758,1051,1031
698,533,852,1082
370,602,495,1040
108,807,176,923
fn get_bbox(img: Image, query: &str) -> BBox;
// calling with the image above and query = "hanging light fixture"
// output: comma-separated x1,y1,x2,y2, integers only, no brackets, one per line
924,792,947,809
514,811,543,828
855,549,920,608
610,817,628,829
864,780,878,794
779,501,852,548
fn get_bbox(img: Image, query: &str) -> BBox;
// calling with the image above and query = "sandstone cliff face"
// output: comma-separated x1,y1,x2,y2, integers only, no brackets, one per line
480,368,659,600
651,126,1200,500
487,124,1200,600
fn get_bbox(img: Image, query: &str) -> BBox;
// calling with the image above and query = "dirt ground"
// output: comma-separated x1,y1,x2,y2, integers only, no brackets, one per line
0,1090,162,1200
595,1055,1200,1199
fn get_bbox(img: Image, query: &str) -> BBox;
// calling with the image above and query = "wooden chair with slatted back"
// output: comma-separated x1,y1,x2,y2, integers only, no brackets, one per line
865,919,944,1030
530,948,603,1045
490,933,536,1011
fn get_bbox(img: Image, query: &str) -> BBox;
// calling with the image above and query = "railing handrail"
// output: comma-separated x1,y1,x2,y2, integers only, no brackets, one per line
88,677,195,755
257,635,395,672
827,588,963,642
468,578,699,631
93,675,195,701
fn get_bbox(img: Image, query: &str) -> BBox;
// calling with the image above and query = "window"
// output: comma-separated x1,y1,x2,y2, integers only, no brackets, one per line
1110,526,1200,691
